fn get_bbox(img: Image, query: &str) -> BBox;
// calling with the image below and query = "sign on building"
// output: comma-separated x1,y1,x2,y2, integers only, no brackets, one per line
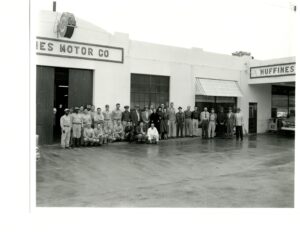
250,63,296,79
36,37,124,63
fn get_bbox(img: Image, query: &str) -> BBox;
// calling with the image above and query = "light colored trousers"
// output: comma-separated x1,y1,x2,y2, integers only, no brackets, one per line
185,118,193,136
168,120,176,137
72,124,81,138
61,127,71,148
208,121,216,138
192,119,199,136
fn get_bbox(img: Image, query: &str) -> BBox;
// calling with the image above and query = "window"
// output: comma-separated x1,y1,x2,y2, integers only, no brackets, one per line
130,73,170,109
271,85,295,118
195,95,237,113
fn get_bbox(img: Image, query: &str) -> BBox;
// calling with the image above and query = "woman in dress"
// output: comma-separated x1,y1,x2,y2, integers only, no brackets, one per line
161,108,169,139
150,108,160,137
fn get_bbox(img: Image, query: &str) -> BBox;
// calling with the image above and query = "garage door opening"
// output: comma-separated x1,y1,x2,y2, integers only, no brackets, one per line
36,66,93,145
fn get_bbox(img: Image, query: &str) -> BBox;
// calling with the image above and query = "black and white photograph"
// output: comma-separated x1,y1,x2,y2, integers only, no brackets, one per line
2,0,300,231
33,0,297,208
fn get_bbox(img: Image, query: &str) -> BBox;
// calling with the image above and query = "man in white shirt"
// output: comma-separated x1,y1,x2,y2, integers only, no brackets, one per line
147,122,159,144
234,108,244,141
60,108,72,149
200,107,210,139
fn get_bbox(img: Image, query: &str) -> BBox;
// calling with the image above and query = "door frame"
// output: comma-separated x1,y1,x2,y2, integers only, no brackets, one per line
248,102,258,134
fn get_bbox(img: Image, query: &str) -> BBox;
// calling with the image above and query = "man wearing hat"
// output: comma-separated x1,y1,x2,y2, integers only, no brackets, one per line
226,107,235,138
60,108,72,149
71,107,83,147
130,105,141,127
112,103,122,126
122,105,131,127
200,107,210,139
175,107,185,138
141,105,151,128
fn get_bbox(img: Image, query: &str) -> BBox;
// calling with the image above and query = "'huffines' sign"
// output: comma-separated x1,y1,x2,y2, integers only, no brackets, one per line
250,62,295,79
36,37,124,63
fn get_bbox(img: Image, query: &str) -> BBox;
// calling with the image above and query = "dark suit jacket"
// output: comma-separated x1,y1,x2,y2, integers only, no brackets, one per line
130,110,141,126
135,125,146,135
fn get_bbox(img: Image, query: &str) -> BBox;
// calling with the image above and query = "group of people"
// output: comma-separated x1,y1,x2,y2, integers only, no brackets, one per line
59,102,244,149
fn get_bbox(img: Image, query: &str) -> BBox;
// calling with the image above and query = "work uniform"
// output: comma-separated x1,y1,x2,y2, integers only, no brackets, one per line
94,112,104,127
208,113,217,138
167,107,176,137
60,114,72,148
176,112,185,137
112,109,122,126
103,110,112,128
93,127,104,145
83,127,95,145
113,123,124,141
103,126,114,143
184,110,193,137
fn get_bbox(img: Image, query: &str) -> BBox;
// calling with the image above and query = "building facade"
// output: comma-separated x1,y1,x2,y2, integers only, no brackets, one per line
36,11,296,144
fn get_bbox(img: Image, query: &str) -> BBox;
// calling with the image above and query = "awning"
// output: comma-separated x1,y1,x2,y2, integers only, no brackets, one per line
195,78,243,97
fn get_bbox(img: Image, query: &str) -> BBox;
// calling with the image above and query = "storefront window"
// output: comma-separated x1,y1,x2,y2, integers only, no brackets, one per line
130,73,170,108
195,95,237,112
271,85,295,118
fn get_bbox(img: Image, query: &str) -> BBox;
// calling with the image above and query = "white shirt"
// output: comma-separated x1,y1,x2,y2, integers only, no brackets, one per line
147,127,159,140
235,112,244,126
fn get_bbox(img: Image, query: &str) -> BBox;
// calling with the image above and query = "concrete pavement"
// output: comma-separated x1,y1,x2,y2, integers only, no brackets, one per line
36,134,294,207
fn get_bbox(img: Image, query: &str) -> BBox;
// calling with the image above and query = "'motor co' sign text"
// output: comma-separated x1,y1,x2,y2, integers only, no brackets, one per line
250,63,295,78
36,37,124,63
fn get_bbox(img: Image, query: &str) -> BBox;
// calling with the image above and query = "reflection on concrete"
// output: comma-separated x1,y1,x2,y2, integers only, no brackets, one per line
37,134,294,207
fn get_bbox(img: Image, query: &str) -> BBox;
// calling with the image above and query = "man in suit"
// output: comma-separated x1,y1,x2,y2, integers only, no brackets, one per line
130,105,141,127
141,106,150,128
217,107,227,138
176,107,185,138
200,107,210,139
184,106,193,137
167,102,176,138
226,107,235,138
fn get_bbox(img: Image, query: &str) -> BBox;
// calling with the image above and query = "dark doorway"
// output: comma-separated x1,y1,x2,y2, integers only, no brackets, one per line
53,68,69,142
36,66,93,145
249,102,257,133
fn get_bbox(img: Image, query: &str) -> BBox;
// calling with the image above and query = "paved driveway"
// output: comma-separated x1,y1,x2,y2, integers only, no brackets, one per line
36,134,294,207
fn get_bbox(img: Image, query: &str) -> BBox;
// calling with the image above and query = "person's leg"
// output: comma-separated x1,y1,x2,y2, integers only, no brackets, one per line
65,128,71,147
176,124,179,137
137,134,142,142
184,120,188,136
208,122,212,138
180,124,184,137
236,126,239,140
240,126,243,140
212,122,216,138
61,129,66,148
